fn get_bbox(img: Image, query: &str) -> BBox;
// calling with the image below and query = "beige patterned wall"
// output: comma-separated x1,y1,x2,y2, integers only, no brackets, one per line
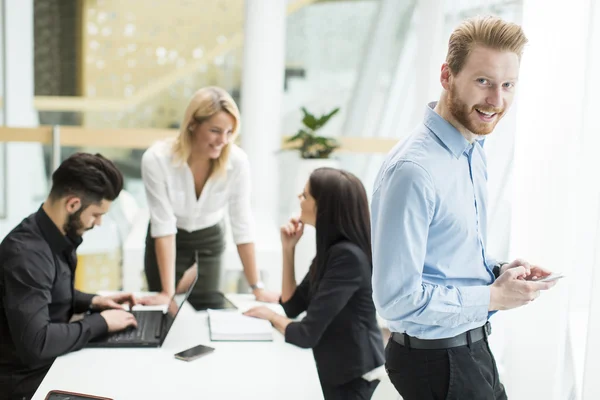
75,251,122,293
82,0,245,129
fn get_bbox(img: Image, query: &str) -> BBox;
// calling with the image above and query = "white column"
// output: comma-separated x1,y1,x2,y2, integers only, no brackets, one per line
2,0,36,126
504,1,591,399
240,0,286,232
0,0,44,236
236,0,286,288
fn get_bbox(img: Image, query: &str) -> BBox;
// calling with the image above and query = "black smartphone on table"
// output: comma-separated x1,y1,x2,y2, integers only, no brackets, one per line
174,344,215,361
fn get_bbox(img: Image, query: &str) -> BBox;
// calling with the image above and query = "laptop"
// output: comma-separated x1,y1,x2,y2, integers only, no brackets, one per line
87,263,198,348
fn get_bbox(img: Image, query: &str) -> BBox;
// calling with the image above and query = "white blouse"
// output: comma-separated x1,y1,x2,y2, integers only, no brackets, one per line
141,139,255,244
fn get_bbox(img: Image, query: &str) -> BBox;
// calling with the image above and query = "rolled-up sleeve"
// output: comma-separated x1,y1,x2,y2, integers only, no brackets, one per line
371,161,489,329
141,149,178,238
227,155,256,244
3,250,107,365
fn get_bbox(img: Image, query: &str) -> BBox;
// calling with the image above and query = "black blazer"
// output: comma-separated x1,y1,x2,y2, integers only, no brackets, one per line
281,241,385,386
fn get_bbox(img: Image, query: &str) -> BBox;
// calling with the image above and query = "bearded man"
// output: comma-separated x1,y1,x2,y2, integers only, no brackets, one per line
371,16,559,400
0,152,138,400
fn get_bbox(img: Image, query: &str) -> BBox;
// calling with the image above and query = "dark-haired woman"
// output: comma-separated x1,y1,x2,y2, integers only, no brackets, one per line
244,167,385,400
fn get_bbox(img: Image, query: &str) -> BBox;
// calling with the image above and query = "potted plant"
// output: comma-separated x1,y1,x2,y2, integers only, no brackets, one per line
282,107,342,193
284,107,340,159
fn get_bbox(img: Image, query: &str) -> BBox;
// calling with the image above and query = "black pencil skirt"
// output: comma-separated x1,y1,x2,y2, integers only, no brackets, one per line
144,221,226,305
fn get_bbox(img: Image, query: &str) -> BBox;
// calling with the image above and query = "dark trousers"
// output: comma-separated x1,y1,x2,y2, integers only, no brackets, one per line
319,376,380,400
145,222,225,305
385,336,507,400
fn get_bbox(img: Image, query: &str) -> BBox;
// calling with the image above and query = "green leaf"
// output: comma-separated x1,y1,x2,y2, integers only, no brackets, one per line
314,107,340,130
286,129,310,143
301,107,319,130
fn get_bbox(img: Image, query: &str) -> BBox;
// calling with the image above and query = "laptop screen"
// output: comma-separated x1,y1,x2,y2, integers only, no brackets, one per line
161,263,198,341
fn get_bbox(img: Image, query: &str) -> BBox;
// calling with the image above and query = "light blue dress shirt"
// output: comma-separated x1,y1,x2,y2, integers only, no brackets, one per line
371,102,498,340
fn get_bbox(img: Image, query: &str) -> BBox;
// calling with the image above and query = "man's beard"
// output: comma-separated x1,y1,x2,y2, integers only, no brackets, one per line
446,83,503,136
63,208,92,238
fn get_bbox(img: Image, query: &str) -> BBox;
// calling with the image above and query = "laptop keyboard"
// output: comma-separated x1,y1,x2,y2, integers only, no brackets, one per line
108,311,161,342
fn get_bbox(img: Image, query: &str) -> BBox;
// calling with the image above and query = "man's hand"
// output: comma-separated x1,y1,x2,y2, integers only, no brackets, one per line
138,292,171,306
100,309,138,333
91,293,137,311
524,264,552,281
500,258,552,281
253,288,281,303
489,266,558,311
243,306,276,321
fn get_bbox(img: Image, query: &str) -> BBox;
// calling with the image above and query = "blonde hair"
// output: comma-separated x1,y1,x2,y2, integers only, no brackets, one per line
446,16,528,74
172,86,240,176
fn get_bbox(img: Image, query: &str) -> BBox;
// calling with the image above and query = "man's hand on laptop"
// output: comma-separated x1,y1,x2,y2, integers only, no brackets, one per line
100,309,138,333
91,293,138,311
138,292,171,306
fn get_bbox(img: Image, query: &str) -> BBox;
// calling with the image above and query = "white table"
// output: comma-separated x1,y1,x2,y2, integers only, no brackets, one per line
32,295,323,400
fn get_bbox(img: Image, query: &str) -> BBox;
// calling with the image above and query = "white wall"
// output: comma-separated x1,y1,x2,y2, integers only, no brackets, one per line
0,0,46,238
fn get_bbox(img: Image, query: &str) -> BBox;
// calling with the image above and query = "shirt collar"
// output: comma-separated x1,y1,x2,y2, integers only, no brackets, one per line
423,101,472,159
35,205,81,254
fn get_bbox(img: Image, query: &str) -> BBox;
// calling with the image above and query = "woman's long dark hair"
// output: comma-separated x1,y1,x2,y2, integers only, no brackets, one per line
308,167,372,283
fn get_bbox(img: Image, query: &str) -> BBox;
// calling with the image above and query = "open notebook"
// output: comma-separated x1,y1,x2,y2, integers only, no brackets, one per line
207,309,273,341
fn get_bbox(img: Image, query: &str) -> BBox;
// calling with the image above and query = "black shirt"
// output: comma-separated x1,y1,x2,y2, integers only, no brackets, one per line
282,241,385,386
0,207,107,400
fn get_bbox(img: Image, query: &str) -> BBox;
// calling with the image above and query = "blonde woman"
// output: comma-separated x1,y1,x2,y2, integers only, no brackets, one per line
139,87,279,306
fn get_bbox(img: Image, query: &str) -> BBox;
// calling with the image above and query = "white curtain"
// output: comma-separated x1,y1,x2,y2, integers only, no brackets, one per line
500,0,600,399
578,1,600,398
